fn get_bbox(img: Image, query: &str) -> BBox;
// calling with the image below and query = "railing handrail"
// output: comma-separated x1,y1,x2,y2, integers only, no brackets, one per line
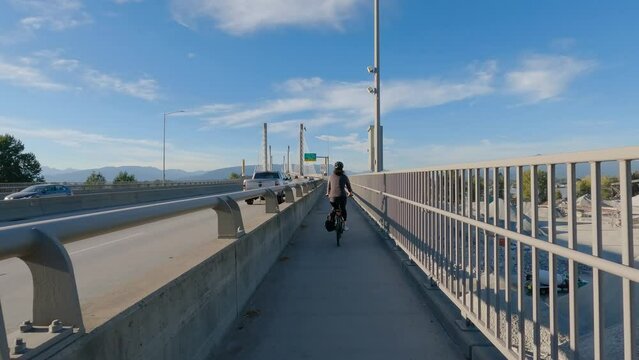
352,182,639,283
0,183,309,261
0,180,241,193
368,145,639,174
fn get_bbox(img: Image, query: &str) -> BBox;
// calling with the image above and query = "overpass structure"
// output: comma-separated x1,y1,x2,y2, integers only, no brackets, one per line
0,146,638,360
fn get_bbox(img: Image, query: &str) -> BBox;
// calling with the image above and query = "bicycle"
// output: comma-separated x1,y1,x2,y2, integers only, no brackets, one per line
334,208,345,247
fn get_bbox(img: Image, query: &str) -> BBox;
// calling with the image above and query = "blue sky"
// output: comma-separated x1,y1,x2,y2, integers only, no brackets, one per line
1,0,638,173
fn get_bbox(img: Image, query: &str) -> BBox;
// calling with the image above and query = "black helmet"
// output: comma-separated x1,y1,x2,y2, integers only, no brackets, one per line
334,161,344,169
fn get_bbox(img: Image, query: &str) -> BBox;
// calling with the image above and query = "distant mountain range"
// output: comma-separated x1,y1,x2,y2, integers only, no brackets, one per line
41,166,206,183
41,160,623,183
41,164,328,183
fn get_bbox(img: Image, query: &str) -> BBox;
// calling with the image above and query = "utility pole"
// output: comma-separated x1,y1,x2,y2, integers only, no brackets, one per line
299,123,304,176
368,125,375,172
373,0,383,172
287,145,290,174
263,123,268,171
366,0,383,172
269,145,272,171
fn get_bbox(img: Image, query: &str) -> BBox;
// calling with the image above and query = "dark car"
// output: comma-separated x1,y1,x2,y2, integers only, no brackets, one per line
4,184,74,200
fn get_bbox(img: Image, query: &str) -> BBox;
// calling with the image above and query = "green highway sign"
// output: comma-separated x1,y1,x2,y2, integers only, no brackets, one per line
304,153,317,162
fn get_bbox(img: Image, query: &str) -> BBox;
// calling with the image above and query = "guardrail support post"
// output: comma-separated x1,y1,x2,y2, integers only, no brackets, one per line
0,300,8,360
294,185,303,198
301,184,309,194
263,189,280,214
23,229,84,331
283,186,295,203
212,197,245,239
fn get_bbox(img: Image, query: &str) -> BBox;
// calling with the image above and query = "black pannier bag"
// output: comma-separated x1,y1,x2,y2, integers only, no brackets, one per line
324,210,336,232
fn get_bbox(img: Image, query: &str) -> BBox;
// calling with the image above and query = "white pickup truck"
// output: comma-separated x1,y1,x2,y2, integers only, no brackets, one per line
242,171,290,205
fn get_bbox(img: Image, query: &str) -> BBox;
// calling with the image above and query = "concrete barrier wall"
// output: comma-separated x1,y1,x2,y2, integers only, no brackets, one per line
49,182,325,360
0,184,242,222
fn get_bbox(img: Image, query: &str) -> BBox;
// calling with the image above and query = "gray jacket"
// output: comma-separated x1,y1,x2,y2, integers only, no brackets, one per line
326,173,352,198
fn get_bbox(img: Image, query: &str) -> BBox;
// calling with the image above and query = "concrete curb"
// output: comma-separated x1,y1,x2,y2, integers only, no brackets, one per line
352,199,506,360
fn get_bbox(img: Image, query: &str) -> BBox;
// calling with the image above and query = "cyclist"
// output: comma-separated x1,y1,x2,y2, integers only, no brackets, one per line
326,161,353,231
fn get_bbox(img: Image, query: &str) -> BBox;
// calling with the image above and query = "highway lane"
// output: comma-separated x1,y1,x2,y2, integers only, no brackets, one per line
0,199,293,334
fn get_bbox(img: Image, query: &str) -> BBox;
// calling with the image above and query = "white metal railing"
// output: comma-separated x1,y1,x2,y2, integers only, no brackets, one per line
351,146,639,360
0,180,321,359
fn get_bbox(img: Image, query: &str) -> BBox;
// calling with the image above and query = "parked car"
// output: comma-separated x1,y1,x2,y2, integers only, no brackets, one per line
3,184,73,200
242,171,287,205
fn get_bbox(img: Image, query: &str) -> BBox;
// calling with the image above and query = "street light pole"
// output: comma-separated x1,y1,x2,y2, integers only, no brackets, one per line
163,110,185,185
374,0,383,172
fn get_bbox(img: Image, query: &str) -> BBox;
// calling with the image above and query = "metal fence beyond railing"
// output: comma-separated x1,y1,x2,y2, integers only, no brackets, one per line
351,146,639,360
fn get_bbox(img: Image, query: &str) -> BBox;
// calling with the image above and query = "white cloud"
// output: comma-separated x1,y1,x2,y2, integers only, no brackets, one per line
0,117,228,171
190,61,496,131
0,58,68,91
170,0,365,35
113,0,143,3
0,51,161,100
279,77,323,93
51,58,80,72
9,0,92,31
506,54,595,102
83,70,160,101
317,133,367,152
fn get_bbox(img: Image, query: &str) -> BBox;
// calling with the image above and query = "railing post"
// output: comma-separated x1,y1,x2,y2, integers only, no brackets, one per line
283,186,295,203
263,189,280,214
212,197,245,239
294,184,303,198
21,229,84,331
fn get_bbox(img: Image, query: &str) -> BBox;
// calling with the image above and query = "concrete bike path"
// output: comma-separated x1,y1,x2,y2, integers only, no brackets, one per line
212,198,463,360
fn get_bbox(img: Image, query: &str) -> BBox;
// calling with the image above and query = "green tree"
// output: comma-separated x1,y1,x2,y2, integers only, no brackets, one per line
228,172,241,179
632,171,639,197
0,134,44,182
85,171,106,185
576,177,591,198
113,171,136,183
601,176,619,200
523,169,548,203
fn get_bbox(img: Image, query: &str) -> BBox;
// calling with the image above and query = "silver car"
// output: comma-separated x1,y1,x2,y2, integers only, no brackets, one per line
4,184,74,200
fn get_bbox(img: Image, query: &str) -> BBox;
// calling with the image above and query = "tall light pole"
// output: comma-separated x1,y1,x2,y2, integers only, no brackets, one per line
163,110,185,185
367,0,383,172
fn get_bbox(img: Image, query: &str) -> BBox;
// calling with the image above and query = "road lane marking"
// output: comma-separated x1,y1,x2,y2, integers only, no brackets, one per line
69,233,145,256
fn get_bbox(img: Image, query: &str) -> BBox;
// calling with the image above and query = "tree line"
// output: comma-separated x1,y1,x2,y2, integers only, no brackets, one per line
1,134,138,184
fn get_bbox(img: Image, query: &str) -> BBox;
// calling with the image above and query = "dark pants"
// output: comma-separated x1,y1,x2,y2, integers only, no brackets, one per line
330,197,348,221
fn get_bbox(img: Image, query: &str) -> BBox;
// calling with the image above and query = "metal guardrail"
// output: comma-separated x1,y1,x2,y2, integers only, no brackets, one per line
351,146,639,360
0,180,241,197
0,180,321,359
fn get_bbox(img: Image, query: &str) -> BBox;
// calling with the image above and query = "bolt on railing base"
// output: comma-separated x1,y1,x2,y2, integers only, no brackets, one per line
6,323,81,359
